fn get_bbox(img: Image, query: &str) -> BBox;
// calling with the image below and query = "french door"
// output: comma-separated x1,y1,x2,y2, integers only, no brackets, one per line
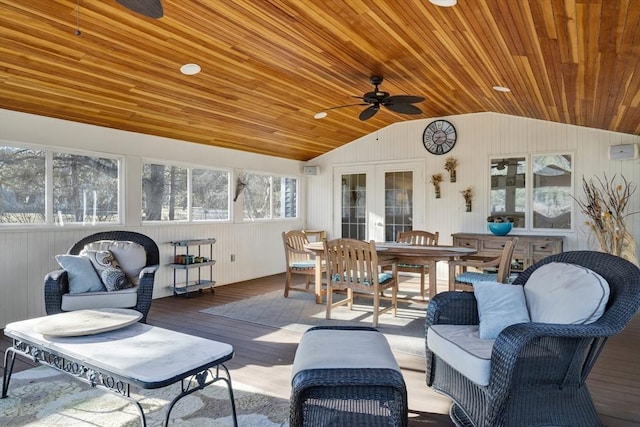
333,162,424,242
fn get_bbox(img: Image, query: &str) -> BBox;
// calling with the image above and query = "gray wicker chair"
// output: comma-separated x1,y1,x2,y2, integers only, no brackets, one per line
425,251,640,427
44,231,159,323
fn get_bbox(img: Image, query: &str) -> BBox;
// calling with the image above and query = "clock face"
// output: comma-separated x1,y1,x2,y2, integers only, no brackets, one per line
422,120,457,155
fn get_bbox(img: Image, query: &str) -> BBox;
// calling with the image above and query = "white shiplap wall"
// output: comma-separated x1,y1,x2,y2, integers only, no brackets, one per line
305,112,640,265
0,109,305,328
2,109,639,327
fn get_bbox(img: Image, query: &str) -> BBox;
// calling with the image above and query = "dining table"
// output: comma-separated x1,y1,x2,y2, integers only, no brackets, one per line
304,241,477,302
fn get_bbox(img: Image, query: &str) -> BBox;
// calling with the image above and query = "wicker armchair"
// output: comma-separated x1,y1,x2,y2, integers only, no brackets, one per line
425,251,640,427
44,231,159,323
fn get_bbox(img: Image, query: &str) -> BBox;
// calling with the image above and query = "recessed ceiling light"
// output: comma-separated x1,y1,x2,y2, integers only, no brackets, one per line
429,0,457,7
314,112,328,119
180,63,201,75
493,85,511,92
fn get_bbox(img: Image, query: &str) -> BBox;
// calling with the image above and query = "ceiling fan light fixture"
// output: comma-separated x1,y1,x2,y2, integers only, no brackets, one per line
429,0,457,7
180,63,201,75
314,112,328,119
493,85,511,92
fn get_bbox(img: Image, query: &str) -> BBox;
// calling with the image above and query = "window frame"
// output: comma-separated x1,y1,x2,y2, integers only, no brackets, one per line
0,141,124,228
241,171,300,222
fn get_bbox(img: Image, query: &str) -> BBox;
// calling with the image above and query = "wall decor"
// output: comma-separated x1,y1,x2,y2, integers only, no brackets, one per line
461,187,473,212
431,173,443,198
444,156,458,182
423,120,456,155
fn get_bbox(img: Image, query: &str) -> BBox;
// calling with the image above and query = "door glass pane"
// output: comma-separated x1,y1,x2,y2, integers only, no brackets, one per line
532,154,572,229
384,171,413,241
341,173,366,239
490,157,526,227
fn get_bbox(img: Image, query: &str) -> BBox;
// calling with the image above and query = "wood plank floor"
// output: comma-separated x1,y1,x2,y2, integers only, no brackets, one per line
2,273,639,426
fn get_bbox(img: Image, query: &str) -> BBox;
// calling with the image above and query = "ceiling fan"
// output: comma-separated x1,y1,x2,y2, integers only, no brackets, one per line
318,76,425,121
116,0,164,19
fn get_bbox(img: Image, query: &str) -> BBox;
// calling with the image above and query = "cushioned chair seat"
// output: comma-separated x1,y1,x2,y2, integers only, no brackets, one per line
61,286,138,311
427,325,494,386
455,271,498,284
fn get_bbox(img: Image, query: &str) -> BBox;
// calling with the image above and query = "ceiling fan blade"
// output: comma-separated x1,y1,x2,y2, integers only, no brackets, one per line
359,105,380,121
384,103,422,115
384,95,425,104
116,0,164,19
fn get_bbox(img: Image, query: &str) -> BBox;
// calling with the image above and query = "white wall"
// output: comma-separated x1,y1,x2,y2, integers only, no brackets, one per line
0,109,305,327
305,111,640,255
2,109,639,327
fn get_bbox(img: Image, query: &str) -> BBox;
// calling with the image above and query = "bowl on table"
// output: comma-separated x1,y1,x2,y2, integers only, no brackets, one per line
488,221,513,236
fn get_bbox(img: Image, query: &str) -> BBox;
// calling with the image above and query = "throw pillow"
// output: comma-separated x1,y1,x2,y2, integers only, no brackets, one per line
55,254,105,294
81,249,133,292
473,281,530,340
100,266,134,291
524,262,610,324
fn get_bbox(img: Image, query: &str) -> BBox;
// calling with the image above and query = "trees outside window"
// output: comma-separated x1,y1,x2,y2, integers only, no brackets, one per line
242,173,297,220
142,163,230,222
1,145,120,225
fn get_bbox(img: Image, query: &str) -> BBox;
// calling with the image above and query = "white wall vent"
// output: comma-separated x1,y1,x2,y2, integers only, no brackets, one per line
608,143,638,160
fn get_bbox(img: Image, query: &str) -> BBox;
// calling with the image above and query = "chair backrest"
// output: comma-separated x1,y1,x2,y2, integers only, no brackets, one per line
302,229,327,242
68,231,159,267
512,251,640,335
323,238,382,289
282,230,312,266
397,230,439,246
495,237,518,283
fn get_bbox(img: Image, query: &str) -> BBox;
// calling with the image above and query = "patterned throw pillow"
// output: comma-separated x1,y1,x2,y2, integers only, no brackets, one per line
81,249,133,292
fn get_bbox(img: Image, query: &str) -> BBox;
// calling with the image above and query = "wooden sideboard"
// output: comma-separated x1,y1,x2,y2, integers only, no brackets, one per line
451,233,564,272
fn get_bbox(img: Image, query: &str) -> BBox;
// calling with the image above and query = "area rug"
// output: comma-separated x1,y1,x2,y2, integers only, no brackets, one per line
0,366,290,426
200,283,428,357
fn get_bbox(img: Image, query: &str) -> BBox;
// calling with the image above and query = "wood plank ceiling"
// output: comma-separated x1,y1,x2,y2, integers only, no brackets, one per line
1,0,639,161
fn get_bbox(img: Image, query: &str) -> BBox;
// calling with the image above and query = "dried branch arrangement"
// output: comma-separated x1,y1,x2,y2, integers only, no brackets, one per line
444,156,458,182
431,173,443,198
575,174,638,265
461,187,472,211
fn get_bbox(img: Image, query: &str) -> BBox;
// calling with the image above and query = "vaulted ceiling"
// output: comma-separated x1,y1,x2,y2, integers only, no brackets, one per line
1,1,639,161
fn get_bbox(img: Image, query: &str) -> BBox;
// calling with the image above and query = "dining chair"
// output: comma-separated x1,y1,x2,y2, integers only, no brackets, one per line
382,230,439,299
449,237,519,291
282,230,324,298
324,238,398,327
301,229,327,242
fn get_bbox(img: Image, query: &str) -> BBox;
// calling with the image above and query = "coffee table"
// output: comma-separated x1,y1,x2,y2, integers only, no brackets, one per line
2,312,237,426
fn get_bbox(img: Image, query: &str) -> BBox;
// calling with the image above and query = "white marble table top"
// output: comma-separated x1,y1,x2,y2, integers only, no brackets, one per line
5,317,234,388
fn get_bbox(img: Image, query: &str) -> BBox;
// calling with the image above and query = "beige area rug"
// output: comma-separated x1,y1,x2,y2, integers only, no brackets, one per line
0,366,290,426
200,281,428,357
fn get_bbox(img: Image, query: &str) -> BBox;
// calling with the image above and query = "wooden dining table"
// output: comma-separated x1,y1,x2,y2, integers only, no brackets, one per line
304,241,477,302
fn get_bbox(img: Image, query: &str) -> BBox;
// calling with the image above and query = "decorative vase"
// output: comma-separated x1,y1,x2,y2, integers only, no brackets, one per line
450,170,457,182
465,201,471,212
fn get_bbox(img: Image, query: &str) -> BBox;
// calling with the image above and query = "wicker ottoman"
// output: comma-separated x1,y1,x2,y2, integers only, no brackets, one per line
290,326,408,427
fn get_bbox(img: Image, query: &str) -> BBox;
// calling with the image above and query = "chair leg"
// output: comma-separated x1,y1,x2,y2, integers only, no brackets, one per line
325,285,333,320
284,270,291,297
392,282,398,317
347,289,353,309
372,289,380,328
420,268,426,300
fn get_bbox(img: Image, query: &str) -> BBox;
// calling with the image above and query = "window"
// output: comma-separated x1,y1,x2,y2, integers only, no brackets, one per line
489,153,572,230
1,145,121,225
0,146,46,224
142,162,230,222
242,173,298,220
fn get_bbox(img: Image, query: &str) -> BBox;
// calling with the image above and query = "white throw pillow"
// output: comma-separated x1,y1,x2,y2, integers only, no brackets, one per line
524,262,610,324
83,240,146,284
473,281,530,340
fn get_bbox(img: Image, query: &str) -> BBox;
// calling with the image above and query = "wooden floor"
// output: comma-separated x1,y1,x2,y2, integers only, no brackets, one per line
2,273,639,426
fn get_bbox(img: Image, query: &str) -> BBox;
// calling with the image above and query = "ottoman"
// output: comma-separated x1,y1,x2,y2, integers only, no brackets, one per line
290,326,408,427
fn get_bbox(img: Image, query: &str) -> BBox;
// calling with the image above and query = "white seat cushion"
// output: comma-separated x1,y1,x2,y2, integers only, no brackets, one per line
82,240,146,285
427,324,494,386
61,286,138,312
524,262,610,324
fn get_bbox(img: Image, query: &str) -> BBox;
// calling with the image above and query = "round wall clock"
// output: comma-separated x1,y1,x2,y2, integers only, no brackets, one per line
422,120,457,155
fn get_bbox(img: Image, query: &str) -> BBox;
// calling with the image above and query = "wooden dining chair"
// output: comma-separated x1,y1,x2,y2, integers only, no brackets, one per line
382,230,439,299
324,238,398,327
302,229,327,242
449,237,519,291
282,230,324,298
